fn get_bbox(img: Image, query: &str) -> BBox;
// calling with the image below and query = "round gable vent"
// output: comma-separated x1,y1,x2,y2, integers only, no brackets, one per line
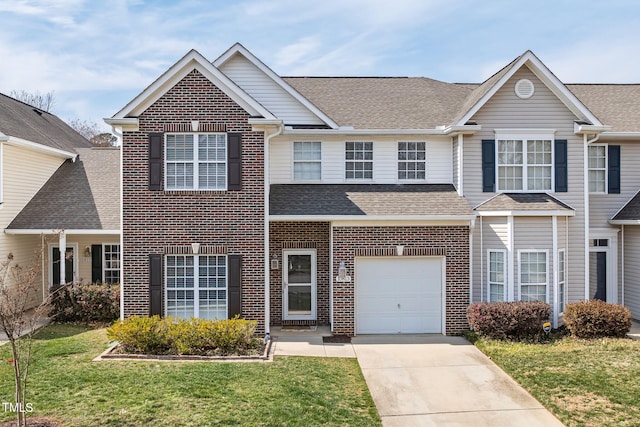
515,79,535,99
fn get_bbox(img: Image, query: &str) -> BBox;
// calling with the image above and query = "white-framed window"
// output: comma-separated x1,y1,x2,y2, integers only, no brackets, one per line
103,244,120,284
588,145,607,193
165,133,227,190
518,250,548,303
293,141,321,180
487,250,506,302
165,255,227,320
558,249,566,313
398,141,426,180
496,135,553,191
345,141,373,180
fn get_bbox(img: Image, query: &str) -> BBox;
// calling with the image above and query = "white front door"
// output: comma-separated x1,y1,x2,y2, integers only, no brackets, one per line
283,250,316,320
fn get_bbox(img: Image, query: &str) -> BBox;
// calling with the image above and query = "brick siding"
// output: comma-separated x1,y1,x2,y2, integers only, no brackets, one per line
332,225,470,335
122,69,266,331
269,222,330,325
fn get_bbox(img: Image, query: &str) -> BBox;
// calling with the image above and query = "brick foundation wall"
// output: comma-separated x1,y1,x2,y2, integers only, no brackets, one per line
122,69,266,332
332,225,470,335
269,222,330,326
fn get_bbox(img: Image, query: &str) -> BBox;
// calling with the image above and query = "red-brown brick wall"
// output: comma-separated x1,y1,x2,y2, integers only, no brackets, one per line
122,69,265,331
332,225,470,335
269,222,330,326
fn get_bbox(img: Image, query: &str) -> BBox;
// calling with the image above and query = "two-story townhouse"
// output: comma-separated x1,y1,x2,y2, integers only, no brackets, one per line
108,43,640,336
0,93,120,304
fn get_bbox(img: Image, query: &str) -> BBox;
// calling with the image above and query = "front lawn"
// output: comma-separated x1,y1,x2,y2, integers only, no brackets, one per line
473,335,640,427
0,324,380,426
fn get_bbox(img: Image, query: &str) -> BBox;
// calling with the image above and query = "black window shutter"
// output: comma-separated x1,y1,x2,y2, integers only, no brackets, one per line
149,254,163,316
608,145,621,194
91,245,103,283
52,248,61,286
554,139,568,192
482,139,495,192
228,255,242,318
227,133,242,191
149,133,163,191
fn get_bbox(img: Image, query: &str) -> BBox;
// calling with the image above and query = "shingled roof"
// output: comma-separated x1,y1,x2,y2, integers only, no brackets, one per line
0,93,92,152
284,77,473,129
474,193,575,214
270,184,473,217
7,147,120,231
611,190,640,223
567,84,640,133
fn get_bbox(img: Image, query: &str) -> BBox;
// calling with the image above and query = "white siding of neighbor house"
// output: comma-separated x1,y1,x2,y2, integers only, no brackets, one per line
464,66,587,304
589,139,640,226
270,136,452,184
0,143,68,306
218,53,324,125
624,226,640,320
44,234,120,287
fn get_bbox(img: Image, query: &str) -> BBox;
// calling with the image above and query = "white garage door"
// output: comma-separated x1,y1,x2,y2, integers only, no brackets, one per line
356,257,443,334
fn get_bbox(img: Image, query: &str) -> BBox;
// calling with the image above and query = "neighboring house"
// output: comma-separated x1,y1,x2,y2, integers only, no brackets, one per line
107,43,640,336
0,93,120,305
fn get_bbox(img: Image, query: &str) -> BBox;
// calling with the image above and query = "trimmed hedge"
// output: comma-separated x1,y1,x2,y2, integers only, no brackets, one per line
467,301,551,341
564,300,632,338
48,282,120,323
106,315,262,356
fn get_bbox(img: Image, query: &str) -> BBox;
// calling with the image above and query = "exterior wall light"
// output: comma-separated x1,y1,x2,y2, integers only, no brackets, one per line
336,261,351,282
270,254,279,270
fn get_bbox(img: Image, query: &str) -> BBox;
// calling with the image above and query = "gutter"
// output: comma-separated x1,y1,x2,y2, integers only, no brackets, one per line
0,135,77,159
5,229,120,235
281,124,481,136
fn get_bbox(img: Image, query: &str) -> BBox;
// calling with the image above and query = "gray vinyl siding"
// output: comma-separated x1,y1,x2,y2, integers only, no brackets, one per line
589,139,640,226
624,226,640,319
465,66,586,304
473,217,509,302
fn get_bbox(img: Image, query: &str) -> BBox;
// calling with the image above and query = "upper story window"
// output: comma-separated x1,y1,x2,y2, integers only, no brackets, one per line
345,141,373,180
496,136,553,192
588,145,606,193
165,133,227,190
398,142,426,180
293,141,321,180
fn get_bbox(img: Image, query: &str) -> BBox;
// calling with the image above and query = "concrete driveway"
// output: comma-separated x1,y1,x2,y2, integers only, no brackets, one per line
351,335,564,427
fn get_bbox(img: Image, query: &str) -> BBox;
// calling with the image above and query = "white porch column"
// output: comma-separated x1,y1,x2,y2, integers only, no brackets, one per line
59,231,66,285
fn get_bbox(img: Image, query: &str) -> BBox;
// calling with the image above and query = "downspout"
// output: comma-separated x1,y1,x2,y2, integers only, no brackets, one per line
263,123,284,336
469,217,475,304
621,224,625,305
110,125,125,320
41,234,46,303
584,132,600,300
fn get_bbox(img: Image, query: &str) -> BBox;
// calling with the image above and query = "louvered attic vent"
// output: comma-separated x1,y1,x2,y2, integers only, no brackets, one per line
515,79,535,99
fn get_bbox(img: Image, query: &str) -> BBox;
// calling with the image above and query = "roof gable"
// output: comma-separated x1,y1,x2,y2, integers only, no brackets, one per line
213,43,338,128
110,49,274,121
455,51,602,127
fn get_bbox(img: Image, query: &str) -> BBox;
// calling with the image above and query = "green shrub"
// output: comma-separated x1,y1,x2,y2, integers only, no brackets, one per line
106,315,262,356
48,282,120,323
564,300,632,338
467,301,551,341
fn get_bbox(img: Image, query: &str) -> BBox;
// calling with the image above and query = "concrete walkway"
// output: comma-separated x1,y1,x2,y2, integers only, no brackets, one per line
273,329,563,426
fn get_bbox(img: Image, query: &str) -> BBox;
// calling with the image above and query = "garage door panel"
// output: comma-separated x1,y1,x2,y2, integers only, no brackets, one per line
356,257,443,334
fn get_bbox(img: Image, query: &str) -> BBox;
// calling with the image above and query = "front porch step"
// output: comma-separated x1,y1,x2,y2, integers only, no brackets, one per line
281,320,317,327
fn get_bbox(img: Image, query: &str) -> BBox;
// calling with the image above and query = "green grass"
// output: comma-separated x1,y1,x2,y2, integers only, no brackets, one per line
0,324,381,426
473,334,640,427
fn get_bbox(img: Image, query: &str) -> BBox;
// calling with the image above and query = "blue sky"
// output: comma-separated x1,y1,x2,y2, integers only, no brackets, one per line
1,0,639,132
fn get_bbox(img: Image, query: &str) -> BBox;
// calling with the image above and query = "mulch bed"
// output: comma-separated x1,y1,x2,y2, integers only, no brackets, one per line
322,335,352,343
